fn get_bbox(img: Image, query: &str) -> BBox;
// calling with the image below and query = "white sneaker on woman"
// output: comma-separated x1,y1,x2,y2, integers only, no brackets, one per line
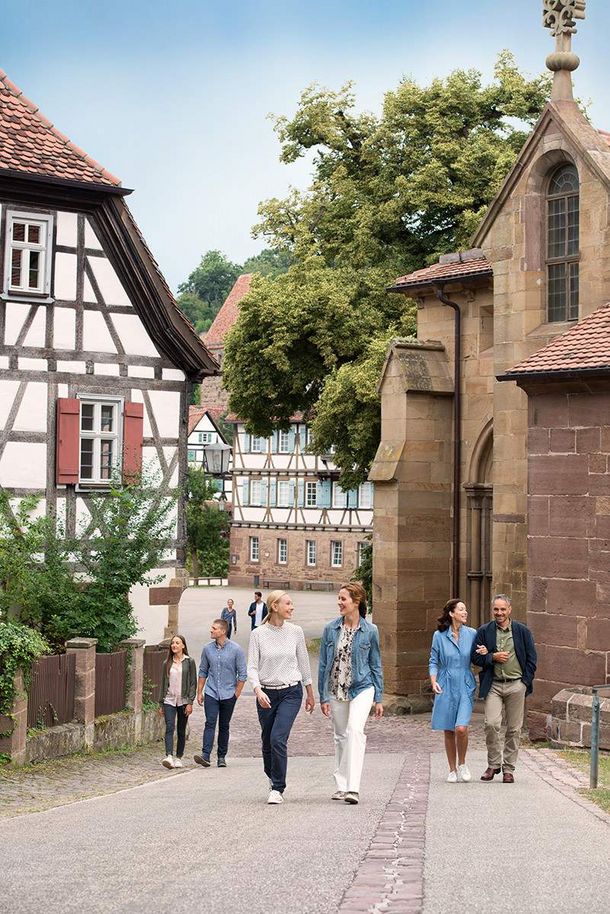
267,790,284,804
173,757,183,768
162,755,174,769
458,764,471,782
446,769,458,783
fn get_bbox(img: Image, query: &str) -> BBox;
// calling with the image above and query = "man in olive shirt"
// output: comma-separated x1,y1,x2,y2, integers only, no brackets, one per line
471,594,537,783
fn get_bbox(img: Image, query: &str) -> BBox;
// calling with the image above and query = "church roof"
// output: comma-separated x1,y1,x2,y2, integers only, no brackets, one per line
0,69,122,188
203,274,253,349
500,304,610,381
389,252,492,292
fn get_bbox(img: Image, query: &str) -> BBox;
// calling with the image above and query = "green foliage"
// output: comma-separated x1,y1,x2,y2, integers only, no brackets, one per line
223,54,551,484
352,537,372,613
242,248,295,278
0,472,177,654
177,250,242,334
185,468,230,578
0,620,49,717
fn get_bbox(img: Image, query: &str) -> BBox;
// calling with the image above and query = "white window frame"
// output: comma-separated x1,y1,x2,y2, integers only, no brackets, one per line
358,482,373,509
251,435,266,453
77,395,123,487
277,479,292,507
277,538,288,564
332,484,348,508
306,540,317,567
249,479,263,506
250,536,260,562
330,540,343,568
305,481,318,507
197,431,213,444
278,430,291,453
3,210,53,297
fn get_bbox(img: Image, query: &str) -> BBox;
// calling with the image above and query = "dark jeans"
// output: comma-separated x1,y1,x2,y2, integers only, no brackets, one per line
256,683,302,793
203,694,237,759
163,703,188,757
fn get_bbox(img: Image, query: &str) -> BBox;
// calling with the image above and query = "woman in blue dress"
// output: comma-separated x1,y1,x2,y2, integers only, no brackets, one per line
429,598,487,783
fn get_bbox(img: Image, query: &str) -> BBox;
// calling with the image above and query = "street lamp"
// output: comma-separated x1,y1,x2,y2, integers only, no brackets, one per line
201,441,232,500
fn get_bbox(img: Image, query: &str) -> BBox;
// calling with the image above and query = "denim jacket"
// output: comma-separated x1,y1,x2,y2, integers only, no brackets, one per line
318,616,384,703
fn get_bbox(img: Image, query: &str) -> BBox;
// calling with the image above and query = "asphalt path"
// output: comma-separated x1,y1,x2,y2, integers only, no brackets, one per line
0,754,403,914
423,749,610,914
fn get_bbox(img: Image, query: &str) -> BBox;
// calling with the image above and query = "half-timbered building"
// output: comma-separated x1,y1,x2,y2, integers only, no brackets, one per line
0,69,216,643
187,405,232,501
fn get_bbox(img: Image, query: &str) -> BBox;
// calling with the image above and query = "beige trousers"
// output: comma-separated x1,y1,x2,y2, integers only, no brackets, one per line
484,679,527,773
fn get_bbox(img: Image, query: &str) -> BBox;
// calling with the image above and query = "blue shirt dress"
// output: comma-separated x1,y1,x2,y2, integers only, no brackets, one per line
429,626,477,730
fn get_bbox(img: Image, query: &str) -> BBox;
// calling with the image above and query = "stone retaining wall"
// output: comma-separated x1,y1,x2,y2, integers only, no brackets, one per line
550,687,610,750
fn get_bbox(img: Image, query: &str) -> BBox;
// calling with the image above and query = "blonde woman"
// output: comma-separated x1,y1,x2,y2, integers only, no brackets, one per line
318,582,384,805
158,634,197,769
247,590,315,804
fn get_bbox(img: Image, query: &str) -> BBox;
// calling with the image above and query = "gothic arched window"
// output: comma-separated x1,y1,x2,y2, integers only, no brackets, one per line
546,164,579,322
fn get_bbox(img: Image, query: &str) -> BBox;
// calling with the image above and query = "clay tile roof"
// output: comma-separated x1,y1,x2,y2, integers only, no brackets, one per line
188,406,207,435
204,274,253,348
389,254,492,292
0,68,121,187
502,304,610,379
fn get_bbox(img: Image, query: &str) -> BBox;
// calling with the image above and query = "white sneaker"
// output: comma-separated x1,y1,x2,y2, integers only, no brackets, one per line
162,755,174,769
332,791,347,800
267,790,284,805
458,764,471,782
173,757,183,768
447,770,458,783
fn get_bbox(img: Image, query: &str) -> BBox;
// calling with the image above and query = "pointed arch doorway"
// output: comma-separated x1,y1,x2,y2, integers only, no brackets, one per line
465,422,493,629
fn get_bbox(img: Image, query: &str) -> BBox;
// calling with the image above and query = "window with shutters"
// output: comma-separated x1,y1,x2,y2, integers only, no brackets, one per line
278,430,291,453
332,484,348,508
358,482,373,509
546,164,579,322
249,479,263,506
197,432,214,444
277,479,292,507
3,211,53,296
251,436,266,453
277,538,288,564
306,540,317,567
305,481,318,507
79,398,122,485
330,540,343,568
250,536,260,562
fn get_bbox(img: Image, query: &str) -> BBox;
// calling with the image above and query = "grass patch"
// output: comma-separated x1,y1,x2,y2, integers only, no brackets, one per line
560,748,610,814
306,637,321,654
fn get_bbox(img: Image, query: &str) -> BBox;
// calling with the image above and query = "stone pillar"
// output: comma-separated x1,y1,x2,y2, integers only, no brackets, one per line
0,671,27,764
119,638,145,743
149,574,187,640
66,638,97,748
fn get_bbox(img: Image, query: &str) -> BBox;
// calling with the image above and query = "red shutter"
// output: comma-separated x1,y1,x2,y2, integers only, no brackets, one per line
56,398,80,485
123,401,144,482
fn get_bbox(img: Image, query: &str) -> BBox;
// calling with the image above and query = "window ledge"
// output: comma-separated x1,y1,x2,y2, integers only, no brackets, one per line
1,292,54,305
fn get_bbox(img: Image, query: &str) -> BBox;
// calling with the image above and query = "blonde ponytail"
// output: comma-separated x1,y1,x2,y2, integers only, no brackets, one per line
263,589,288,623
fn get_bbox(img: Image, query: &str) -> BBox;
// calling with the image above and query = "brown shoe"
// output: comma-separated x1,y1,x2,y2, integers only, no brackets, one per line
480,767,502,781
502,772,515,783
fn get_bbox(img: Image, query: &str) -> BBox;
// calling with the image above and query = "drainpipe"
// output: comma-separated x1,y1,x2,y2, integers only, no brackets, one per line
433,284,461,597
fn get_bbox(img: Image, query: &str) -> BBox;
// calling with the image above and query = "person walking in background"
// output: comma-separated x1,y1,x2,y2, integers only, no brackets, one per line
159,634,197,770
472,594,537,783
248,590,314,805
248,590,268,630
194,618,247,768
429,599,484,783
221,598,238,639
318,582,383,805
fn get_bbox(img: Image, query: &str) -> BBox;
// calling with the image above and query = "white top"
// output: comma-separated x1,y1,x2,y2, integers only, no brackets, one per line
164,657,186,707
254,601,265,626
248,621,312,690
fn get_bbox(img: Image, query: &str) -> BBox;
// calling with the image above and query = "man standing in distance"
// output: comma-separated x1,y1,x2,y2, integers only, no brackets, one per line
248,590,268,630
471,594,537,783
194,619,247,768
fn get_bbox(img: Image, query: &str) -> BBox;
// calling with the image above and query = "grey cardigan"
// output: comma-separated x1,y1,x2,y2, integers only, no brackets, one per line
159,655,197,706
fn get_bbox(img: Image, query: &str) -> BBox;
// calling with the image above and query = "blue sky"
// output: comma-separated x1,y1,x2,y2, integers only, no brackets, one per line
0,1,607,292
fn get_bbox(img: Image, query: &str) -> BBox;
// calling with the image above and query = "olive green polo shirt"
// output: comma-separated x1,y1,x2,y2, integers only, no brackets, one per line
493,622,523,682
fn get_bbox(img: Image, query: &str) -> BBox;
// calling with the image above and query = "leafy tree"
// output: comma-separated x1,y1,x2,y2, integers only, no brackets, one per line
223,53,551,484
185,468,230,579
177,250,242,334
242,248,294,278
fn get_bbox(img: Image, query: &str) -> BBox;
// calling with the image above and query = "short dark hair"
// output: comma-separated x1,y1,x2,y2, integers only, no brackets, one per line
213,618,229,634
254,590,262,598
436,599,464,632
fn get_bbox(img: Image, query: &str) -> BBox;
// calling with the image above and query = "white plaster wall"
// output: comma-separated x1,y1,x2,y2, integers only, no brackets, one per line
13,382,47,432
83,273,97,303
5,301,34,345
112,313,160,357
56,212,78,247
0,356,9,368
54,252,77,300
83,311,116,353
57,360,85,374
162,368,185,382
54,308,76,351
18,358,47,371
147,390,181,437
0,380,22,426
95,363,120,376
22,305,46,348
0,442,46,486
128,365,155,378
88,256,131,306
142,445,163,474
84,218,103,250
162,447,180,486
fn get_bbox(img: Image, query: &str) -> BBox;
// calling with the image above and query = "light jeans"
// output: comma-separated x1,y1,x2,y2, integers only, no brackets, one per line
330,686,375,793
484,679,527,773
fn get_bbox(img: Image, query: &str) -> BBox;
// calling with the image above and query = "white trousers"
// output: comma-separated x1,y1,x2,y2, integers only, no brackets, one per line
330,686,375,793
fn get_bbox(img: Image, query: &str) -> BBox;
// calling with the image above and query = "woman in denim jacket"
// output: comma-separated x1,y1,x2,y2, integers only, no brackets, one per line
318,582,384,805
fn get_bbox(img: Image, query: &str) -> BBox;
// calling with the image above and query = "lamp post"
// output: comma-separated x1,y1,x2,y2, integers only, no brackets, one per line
201,441,232,500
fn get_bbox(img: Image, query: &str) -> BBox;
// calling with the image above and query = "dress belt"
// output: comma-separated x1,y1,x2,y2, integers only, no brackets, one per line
261,681,300,690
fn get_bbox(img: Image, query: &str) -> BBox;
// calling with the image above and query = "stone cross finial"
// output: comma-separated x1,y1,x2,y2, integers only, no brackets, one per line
543,0,586,102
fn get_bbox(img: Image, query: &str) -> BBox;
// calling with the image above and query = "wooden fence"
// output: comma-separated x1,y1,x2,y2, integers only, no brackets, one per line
143,648,166,703
94,650,127,717
27,653,76,729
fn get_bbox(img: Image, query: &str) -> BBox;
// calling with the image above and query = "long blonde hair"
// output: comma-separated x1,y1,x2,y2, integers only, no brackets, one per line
263,589,288,623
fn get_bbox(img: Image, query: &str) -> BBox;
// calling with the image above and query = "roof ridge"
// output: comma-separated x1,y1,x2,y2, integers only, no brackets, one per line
0,68,121,186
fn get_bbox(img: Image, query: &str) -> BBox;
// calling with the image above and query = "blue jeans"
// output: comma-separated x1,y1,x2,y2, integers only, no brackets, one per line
203,694,237,759
256,683,302,793
163,703,188,757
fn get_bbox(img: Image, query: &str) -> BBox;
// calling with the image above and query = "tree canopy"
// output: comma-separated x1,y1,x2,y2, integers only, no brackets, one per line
223,53,551,486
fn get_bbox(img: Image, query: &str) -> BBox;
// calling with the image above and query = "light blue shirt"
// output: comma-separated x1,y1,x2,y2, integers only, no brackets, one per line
198,639,247,701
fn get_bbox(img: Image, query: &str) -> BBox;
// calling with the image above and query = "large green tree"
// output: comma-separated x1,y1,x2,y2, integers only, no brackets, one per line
223,53,551,487
177,250,242,333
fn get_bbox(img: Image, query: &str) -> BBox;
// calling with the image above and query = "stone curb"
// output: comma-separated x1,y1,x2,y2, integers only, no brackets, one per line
521,748,610,828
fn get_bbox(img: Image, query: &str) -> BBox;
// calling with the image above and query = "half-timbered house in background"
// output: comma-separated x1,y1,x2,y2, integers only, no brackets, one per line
187,405,232,501
0,69,216,643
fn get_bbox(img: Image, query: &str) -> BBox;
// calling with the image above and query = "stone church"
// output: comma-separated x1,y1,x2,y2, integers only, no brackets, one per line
370,2,610,737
